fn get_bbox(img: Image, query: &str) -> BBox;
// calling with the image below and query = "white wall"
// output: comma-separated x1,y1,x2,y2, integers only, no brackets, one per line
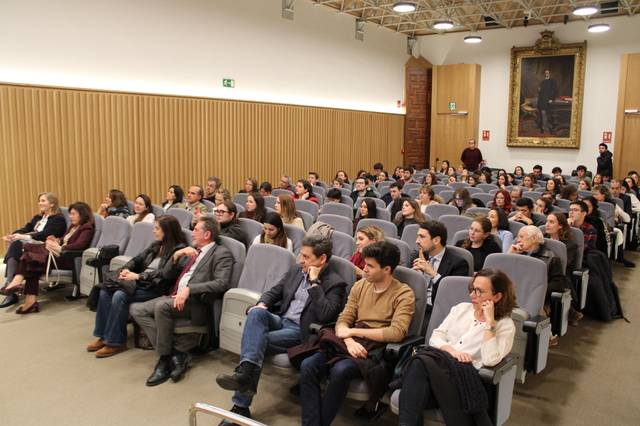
0,0,408,114
419,15,640,173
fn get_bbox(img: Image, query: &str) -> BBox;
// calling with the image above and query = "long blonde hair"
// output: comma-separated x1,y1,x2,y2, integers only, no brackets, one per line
38,192,61,215
278,194,299,223
356,225,385,243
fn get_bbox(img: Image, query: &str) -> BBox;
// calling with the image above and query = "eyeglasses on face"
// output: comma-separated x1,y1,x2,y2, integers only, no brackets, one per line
215,209,229,215
468,285,488,297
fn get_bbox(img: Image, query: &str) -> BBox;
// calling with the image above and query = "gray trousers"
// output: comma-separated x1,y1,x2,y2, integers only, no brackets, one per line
130,296,200,356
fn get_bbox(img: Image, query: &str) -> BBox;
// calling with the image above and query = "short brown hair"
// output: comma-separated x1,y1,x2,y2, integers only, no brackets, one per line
473,268,517,320
197,216,221,244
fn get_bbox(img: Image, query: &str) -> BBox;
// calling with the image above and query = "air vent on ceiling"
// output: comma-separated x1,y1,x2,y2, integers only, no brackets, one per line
600,1,619,14
483,16,499,27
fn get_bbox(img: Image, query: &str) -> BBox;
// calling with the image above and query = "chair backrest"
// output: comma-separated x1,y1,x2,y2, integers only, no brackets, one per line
508,220,525,238
543,238,567,273
570,227,584,270
272,188,294,197
295,199,320,219
466,207,490,217
356,197,386,211
264,196,278,209
202,199,215,212
424,204,459,220
152,204,165,217
431,185,449,194
392,266,428,337
297,210,314,230
523,191,541,201
328,256,356,289
477,184,499,192
466,187,483,195
233,193,249,207
182,228,192,246
400,223,420,248
474,193,494,206
237,244,296,293
219,235,247,288
578,190,592,199
126,200,135,213
319,203,353,220
330,230,355,259
440,215,474,245
449,182,470,190
356,218,398,238
407,188,421,199
283,224,306,255
340,195,354,207
532,212,547,224
403,183,421,193
354,205,391,222
313,185,326,198
238,218,263,246
612,197,624,210
483,253,547,318
598,201,615,220
317,214,353,235
123,222,155,257
439,190,454,203
90,214,104,247
385,237,412,267
426,276,472,340
60,207,71,228
96,216,132,253
339,188,352,197
445,245,474,276
166,208,193,229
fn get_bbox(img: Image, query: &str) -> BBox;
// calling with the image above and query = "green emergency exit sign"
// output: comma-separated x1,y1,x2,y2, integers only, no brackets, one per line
222,78,235,88
448,101,456,111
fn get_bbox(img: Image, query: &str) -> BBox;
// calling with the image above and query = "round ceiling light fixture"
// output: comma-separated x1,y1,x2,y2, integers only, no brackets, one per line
464,35,482,44
573,6,599,16
433,20,455,30
392,2,417,13
588,23,610,33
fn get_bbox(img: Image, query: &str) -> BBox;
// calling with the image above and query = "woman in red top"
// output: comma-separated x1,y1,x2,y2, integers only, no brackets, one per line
349,225,385,278
293,180,319,204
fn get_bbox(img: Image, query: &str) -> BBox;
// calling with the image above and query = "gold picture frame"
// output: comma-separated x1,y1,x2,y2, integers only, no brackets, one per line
507,31,586,148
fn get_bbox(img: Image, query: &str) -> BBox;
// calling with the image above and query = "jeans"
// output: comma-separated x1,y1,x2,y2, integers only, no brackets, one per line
299,352,362,426
93,288,158,347
232,308,301,408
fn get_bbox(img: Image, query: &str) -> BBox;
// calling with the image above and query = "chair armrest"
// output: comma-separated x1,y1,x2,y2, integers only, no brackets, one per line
309,322,336,335
511,308,528,322
222,288,262,309
523,315,551,334
385,335,425,359
478,354,518,385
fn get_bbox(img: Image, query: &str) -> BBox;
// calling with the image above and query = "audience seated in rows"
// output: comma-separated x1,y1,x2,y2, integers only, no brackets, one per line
239,193,267,223
259,181,272,197
276,194,305,230
204,176,222,203
162,185,186,211
353,198,378,232
99,189,131,218
488,208,513,253
386,183,410,219
455,217,502,272
493,189,512,213
128,194,155,225
350,176,376,204
215,201,249,248
449,188,476,214
394,199,427,237
252,212,293,252
350,225,385,279
294,180,319,204
185,185,211,228
416,186,439,213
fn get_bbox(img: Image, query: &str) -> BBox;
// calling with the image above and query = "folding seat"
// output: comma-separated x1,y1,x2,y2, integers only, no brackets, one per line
483,253,551,382
439,215,473,245
466,187,483,195
79,217,132,295
542,238,572,337
238,218,263,246
295,199,319,219
431,184,449,194
316,181,329,190
182,228,193,246
340,196,354,208
474,193,495,206
403,183,421,193
313,185,326,199
330,231,355,259
448,182,470,190
233,193,249,207
339,188,352,197
355,197,386,211
578,190,592,199
570,227,589,309
235,203,245,214
377,181,393,192
60,207,71,227
297,210,314,230
317,214,353,235
174,235,247,349
355,218,398,238
219,244,296,355
407,188,420,199
263,195,277,209
400,224,420,249
319,203,353,220
127,200,135,213
283,224,306,255
508,220,524,238
598,201,615,228
466,207,490,217
202,199,215,212
523,191,541,201
272,188,294,197
533,187,546,193
166,208,193,229
109,222,156,270
424,204,458,220
478,184,499,192
444,244,474,276
389,276,518,426
151,204,165,217
439,190,454,204
342,183,352,191
385,237,412,267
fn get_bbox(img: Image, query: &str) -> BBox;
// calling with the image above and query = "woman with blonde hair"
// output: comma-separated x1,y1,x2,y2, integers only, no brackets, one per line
350,225,385,278
275,194,305,230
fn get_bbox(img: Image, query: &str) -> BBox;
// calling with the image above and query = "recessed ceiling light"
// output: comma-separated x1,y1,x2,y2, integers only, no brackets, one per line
573,6,599,16
433,20,455,30
464,35,482,44
588,23,610,33
392,2,416,13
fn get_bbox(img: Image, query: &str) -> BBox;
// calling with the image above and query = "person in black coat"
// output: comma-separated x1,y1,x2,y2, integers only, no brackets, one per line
1,192,67,308
215,235,347,423
216,200,249,248
455,217,502,272
596,143,613,180
350,176,377,205
86,215,188,358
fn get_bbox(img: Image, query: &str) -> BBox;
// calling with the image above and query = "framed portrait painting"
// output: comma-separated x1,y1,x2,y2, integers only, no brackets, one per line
507,31,586,148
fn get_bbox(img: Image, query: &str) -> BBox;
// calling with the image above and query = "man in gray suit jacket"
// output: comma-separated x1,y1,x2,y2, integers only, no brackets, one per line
131,216,233,386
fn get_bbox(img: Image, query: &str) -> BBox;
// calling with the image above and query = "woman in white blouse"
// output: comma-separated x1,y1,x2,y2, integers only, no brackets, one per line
398,268,516,426
127,194,155,225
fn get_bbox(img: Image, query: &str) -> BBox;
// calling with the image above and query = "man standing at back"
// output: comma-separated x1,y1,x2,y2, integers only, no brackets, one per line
215,236,347,425
596,143,613,181
460,138,483,172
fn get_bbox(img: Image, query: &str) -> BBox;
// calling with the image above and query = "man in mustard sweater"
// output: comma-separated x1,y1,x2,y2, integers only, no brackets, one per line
299,241,415,426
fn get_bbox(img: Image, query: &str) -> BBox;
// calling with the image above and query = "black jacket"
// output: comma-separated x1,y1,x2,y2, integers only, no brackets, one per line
455,239,502,272
350,188,377,205
259,262,347,341
123,242,187,295
596,150,613,178
529,244,570,296
220,221,249,249
4,214,67,262
408,248,469,303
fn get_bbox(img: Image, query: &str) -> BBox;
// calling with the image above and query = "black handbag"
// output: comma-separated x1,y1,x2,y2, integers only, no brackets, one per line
97,269,137,296
86,244,120,268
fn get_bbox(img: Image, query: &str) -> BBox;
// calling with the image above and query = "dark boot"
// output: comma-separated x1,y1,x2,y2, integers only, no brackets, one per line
218,405,252,426
216,361,261,395
146,356,172,386
170,350,191,382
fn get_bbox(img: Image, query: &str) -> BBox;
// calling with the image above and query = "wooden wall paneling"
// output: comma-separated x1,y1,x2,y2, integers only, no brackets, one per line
614,53,640,179
404,56,433,169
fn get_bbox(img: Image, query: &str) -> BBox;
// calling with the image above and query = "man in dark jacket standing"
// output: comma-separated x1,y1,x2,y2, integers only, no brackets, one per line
216,235,347,424
596,143,613,181
460,138,483,172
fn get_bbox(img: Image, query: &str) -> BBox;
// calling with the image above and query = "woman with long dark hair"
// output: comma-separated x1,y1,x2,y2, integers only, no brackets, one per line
394,199,427,237
128,194,155,225
488,208,512,253
253,212,293,251
162,185,185,211
293,180,319,204
239,193,267,223
98,189,130,218
353,198,378,232
86,215,188,357
455,217,502,271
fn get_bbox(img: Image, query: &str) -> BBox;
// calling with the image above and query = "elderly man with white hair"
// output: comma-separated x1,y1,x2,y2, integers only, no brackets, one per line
508,225,570,303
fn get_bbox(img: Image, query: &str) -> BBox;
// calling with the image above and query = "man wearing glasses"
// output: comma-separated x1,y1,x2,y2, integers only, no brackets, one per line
567,200,597,253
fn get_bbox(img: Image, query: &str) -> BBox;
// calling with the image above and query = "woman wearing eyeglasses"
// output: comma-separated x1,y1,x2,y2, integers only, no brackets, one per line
397,269,516,426
214,200,248,248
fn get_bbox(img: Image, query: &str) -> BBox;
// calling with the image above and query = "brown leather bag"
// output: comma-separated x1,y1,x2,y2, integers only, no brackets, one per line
20,243,49,273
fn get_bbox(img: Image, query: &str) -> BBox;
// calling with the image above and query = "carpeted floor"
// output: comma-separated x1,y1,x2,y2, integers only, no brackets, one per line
1,252,639,426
